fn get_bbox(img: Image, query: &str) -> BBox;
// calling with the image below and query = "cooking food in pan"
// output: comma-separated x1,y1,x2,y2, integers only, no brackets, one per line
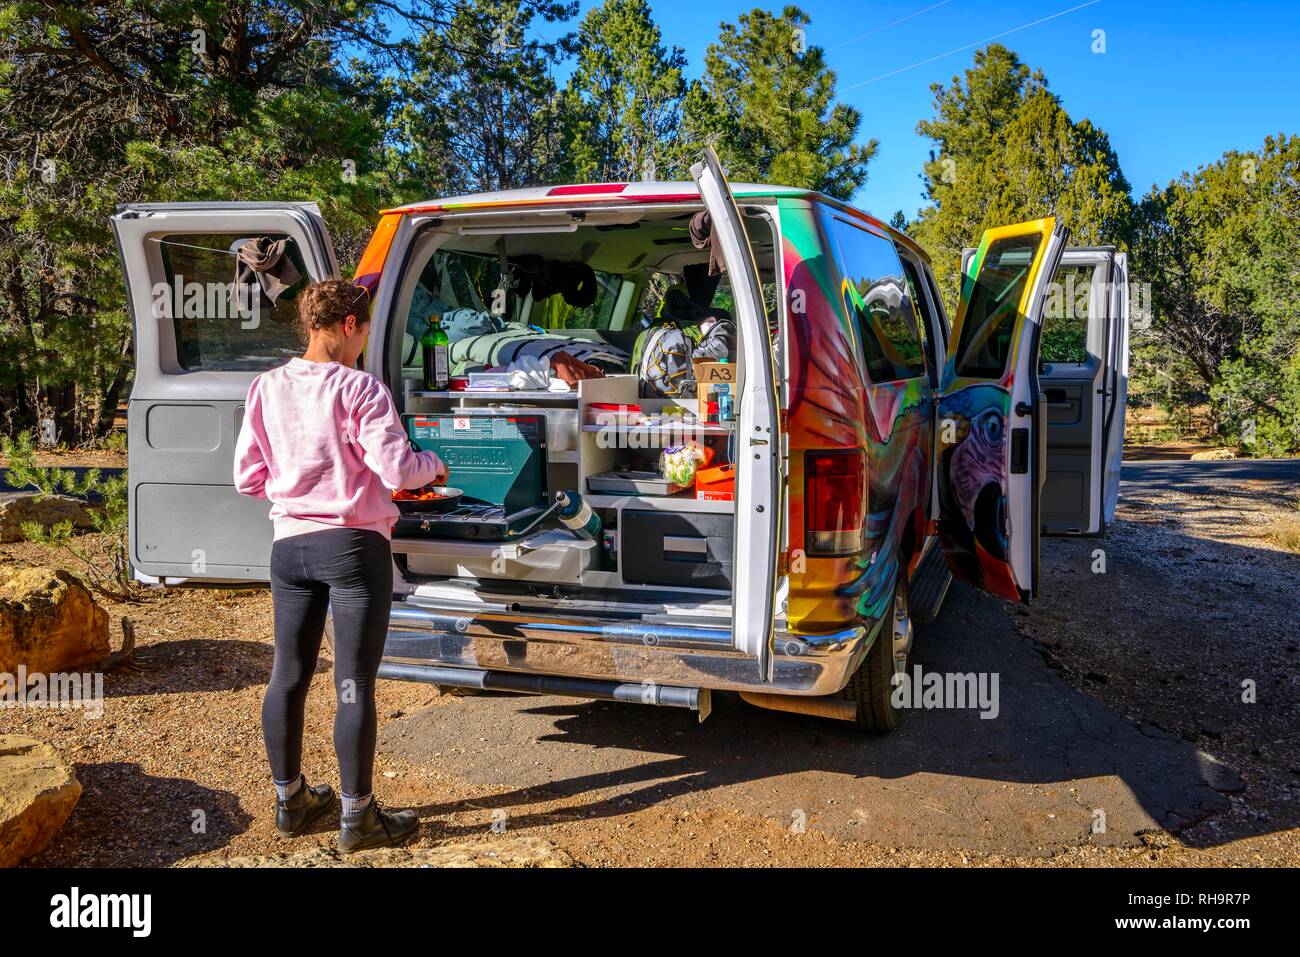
392,485,464,513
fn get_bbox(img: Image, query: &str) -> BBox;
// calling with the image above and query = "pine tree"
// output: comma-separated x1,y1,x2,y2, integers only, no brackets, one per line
561,0,689,182
401,0,576,194
682,5,876,199
909,44,1133,309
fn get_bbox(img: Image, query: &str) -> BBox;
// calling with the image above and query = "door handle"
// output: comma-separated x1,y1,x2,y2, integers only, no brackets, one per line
1014,401,1035,417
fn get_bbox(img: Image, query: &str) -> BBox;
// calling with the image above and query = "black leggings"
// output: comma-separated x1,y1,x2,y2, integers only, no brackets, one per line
264,528,393,798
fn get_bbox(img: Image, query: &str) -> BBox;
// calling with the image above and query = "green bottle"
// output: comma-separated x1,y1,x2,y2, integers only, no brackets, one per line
421,314,449,391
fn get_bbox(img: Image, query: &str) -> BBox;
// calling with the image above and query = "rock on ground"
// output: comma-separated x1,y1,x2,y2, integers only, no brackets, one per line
0,735,83,867
0,565,110,675
183,836,575,868
0,494,93,544
1188,448,1238,461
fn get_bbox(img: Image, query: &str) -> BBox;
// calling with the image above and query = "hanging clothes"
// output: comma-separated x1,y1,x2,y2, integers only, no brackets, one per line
509,256,600,308
689,211,727,277
234,237,302,308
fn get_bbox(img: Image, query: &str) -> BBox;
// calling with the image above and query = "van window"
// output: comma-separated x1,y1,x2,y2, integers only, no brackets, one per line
407,248,624,333
953,233,1043,378
831,218,926,383
1041,262,1094,364
897,253,937,381
158,233,307,371
637,271,778,327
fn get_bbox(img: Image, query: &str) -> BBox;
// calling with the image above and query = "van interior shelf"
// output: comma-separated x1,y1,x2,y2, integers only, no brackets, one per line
409,389,579,401
584,492,734,514
580,422,735,435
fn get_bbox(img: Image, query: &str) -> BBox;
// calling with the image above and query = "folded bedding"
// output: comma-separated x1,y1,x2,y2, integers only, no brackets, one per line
450,323,630,373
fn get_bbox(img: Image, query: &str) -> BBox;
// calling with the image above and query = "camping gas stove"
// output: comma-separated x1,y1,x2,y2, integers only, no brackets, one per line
396,412,554,541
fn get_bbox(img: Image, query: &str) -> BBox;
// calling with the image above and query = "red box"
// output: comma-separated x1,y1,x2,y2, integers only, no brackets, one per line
695,464,735,501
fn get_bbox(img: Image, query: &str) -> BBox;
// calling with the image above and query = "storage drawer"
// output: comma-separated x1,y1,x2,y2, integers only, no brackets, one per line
621,510,732,590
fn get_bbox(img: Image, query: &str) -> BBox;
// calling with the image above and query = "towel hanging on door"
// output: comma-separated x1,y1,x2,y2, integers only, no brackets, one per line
234,237,302,308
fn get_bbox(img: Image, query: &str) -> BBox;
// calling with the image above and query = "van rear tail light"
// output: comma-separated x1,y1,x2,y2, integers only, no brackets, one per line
805,449,866,556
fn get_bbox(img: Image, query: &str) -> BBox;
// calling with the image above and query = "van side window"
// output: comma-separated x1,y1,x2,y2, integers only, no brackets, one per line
953,233,1042,378
1041,262,1095,364
158,233,307,371
897,254,937,381
831,218,926,383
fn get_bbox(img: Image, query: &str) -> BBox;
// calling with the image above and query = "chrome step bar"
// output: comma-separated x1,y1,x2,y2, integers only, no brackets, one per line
389,602,749,651
376,660,711,719
377,598,869,697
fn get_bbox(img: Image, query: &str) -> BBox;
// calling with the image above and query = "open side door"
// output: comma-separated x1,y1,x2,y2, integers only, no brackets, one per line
691,147,781,680
938,218,1067,603
110,202,339,583
959,245,1132,536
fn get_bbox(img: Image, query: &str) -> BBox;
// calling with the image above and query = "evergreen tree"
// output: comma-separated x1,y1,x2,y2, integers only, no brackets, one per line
1137,135,1300,454
683,5,876,198
402,0,576,194
909,44,1133,310
561,0,689,182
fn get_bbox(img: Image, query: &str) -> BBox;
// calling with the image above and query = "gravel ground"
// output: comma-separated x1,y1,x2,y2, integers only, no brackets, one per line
1013,467,1300,852
2,462,1297,867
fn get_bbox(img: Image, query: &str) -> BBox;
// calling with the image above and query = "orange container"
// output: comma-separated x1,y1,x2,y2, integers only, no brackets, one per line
695,463,735,501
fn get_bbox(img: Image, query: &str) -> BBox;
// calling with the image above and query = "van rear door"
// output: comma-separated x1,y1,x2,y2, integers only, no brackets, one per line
691,148,781,680
110,203,339,582
937,218,1068,602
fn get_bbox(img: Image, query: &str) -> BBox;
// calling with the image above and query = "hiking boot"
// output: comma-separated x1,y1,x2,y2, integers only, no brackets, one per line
339,800,419,854
275,778,335,838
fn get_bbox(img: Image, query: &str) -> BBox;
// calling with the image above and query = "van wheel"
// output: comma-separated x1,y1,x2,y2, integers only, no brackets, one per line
839,580,913,733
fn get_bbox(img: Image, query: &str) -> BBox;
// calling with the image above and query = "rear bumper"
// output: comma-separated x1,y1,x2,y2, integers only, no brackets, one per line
379,600,870,696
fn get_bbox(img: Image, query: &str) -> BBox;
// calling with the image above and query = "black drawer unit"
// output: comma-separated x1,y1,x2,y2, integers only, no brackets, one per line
621,509,733,591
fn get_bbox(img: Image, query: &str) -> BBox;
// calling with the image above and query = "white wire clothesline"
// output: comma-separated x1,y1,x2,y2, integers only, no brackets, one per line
147,236,245,256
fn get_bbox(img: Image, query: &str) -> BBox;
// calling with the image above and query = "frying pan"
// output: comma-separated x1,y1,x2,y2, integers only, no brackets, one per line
394,486,464,515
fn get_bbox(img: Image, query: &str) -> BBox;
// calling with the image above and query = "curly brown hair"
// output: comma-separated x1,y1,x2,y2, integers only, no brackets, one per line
294,279,370,342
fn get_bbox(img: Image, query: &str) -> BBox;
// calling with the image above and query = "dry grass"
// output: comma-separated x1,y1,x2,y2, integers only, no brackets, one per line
1271,504,1300,553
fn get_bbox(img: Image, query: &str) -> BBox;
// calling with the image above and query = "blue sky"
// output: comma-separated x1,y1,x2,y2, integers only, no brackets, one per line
534,0,1300,219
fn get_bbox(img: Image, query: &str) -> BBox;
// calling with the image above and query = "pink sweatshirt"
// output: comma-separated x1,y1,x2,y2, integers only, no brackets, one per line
234,358,445,541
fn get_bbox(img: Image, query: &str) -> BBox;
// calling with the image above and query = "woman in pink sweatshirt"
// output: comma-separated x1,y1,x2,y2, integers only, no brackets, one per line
234,279,444,853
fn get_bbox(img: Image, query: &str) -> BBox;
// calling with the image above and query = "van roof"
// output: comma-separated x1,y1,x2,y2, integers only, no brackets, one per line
382,181,928,263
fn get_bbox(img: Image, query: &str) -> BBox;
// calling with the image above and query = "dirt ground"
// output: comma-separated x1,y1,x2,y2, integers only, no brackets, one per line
0,447,128,471
1016,463,1300,850
3,461,1298,868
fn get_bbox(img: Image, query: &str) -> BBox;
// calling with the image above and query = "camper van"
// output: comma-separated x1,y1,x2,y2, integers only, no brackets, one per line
111,150,1130,732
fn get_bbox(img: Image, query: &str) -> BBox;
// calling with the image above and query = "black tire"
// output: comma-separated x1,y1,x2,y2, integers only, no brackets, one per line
839,578,913,733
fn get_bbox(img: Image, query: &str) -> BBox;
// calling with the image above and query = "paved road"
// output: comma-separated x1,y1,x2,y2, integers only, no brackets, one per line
1123,457,1300,489
5,455,1289,855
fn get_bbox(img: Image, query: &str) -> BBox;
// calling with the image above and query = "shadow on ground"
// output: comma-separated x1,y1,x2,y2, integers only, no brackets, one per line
103,638,326,698
381,574,1267,856
27,762,253,867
